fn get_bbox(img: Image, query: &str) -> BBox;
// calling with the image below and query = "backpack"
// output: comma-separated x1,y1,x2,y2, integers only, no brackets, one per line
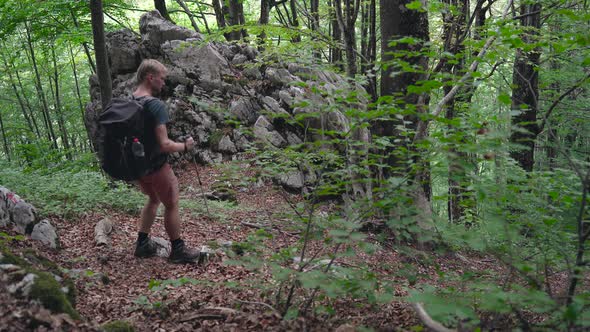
97,96,166,181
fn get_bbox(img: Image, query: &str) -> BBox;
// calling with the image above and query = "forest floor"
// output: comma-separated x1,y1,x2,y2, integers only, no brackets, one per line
0,162,514,331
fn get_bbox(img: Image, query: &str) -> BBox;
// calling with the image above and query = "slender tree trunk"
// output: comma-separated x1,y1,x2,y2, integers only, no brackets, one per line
0,111,10,162
310,0,321,59
289,0,301,42
69,42,92,152
360,0,377,100
51,45,71,158
175,0,201,32
154,0,174,22
258,0,272,45
90,0,113,109
441,0,470,223
212,0,230,40
0,50,37,137
70,8,97,74
225,0,247,41
13,59,41,138
334,0,360,77
25,22,58,149
510,2,542,172
328,0,344,70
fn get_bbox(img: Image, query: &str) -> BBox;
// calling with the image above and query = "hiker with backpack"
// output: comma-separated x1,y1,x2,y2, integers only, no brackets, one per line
99,59,201,263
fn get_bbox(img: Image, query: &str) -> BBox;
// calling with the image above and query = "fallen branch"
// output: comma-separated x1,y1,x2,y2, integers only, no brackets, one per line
179,313,224,322
412,302,456,332
180,307,238,322
240,222,301,236
237,300,280,314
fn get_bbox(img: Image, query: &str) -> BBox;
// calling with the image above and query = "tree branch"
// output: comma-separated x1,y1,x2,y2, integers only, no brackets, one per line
538,72,590,133
414,0,514,142
412,303,456,332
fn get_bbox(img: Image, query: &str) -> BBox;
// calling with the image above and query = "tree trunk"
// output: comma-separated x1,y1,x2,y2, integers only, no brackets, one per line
334,0,360,77
510,3,542,172
70,8,97,74
25,21,58,149
0,50,37,137
50,45,71,158
376,0,430,196
328,0,344,70
13,59,41,139
154,0,174,22
90,0,113,109
226,0,246,41
360,0,377,100
0,110,10,162
69,42,92,152
310,0,321,59
174,0,201,32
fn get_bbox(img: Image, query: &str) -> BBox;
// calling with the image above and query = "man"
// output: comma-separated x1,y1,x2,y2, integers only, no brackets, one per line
132,59,200,264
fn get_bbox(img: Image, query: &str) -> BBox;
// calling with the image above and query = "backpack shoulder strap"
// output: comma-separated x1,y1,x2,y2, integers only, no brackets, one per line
132,95,157,106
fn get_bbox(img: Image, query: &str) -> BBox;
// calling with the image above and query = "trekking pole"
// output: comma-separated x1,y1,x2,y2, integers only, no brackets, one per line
189,151,211,217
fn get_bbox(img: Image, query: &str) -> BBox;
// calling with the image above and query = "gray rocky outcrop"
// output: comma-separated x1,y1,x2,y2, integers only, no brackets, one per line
85,10,369,192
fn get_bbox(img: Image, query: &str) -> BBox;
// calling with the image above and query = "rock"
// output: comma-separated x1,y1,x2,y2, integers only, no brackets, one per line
232,129,250,151
94,218,113,247
285,131,303,145
243,66,262,80
31,220,60,249
278,172,305,192
151,237,171,257
163,41,230,83
11,201,37,235
230,98,261,125
265,67,299,87
196,150,223,164
260,96,289,117
139,10,201,49
210,181,237,202
242,45,258,60
7,273,37,296
106,29,140,76
253,116,287,148
231,53,248,66
217,42,236,61
217,135,237,154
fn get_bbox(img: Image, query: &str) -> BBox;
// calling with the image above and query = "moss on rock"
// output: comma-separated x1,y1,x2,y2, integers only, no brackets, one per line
29,271,80,320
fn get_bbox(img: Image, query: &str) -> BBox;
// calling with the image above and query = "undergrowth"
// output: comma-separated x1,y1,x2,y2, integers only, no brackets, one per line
0,160,144,218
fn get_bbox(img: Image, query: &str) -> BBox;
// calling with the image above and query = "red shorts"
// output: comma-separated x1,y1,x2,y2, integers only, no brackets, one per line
138,163,179,207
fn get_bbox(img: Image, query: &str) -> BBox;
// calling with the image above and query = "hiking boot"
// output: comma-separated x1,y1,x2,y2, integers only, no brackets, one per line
169,241,201,264
134,238,158,258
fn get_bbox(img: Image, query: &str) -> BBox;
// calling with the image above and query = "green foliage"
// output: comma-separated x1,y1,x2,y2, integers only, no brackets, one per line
0,161,144,217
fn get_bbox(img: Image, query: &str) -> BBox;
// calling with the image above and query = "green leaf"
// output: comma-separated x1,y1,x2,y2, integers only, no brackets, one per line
406,0,423,10
497,93,512,105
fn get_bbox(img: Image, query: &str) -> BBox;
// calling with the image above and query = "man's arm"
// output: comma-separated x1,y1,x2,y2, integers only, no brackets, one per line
154,124,194,153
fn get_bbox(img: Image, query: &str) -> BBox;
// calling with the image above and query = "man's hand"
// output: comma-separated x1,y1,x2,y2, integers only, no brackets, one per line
184,136,195,152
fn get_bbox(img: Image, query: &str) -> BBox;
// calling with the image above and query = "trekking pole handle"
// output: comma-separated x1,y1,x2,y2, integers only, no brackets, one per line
183,136,195,153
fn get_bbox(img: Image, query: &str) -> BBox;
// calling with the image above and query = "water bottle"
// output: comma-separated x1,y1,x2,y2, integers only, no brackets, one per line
131,137,145,158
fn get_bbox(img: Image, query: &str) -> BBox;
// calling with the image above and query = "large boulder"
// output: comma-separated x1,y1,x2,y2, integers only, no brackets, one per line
139,10,202,51
85,10,367,166
107,29,141,76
